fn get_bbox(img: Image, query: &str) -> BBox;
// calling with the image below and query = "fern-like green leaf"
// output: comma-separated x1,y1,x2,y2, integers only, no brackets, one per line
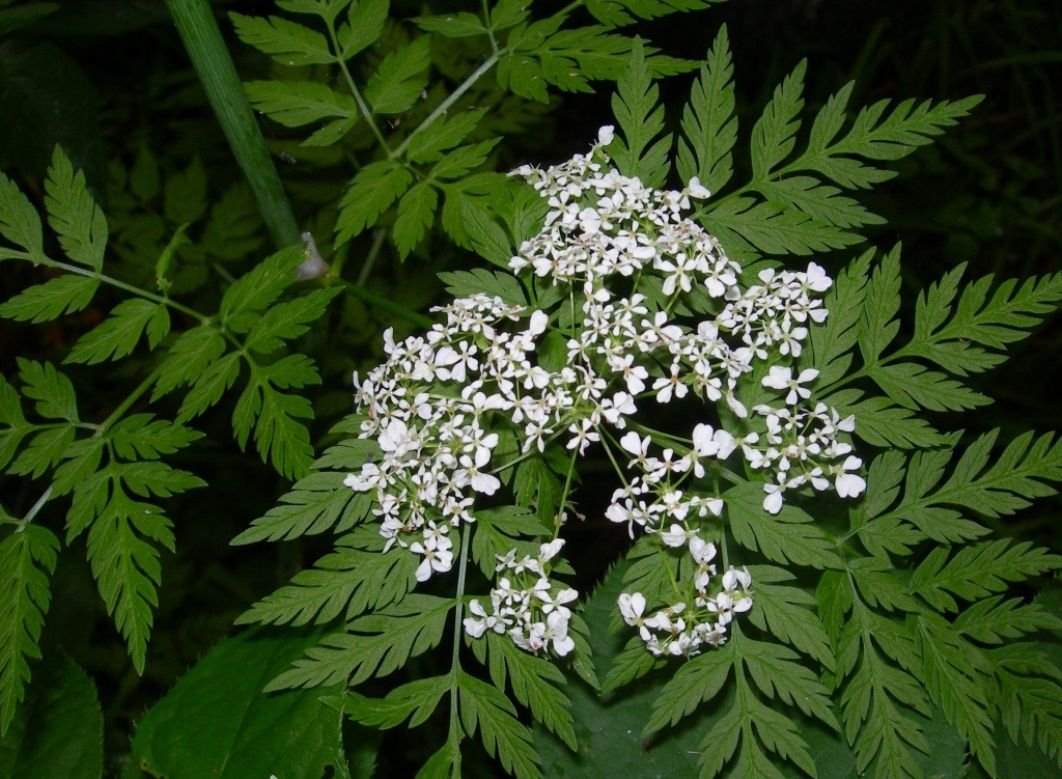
150,325,227,401
609,38,670,188
267,594,452,690
0,274,99,323
232,375,316,480
750,60,805,179
336,161,413,245
44,147,107,271
909,540,1062,613
953,596,1062,644
230,12,334,66
0,525,59,735
457,669,541,779
86,485,176,674
746,565,836,671
0,170,44,262
335,0,388,60
244,80,357,128
65,299,169,365
365,37,431,115
236,532,416,627
675,24,735,194
393,182,438,258
476,631,577,750
16,358,79,423
725,481,843,569
244,286,342,354
342,674,453,729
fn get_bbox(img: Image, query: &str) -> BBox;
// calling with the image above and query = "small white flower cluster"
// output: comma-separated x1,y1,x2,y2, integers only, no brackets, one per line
344,127,867,660
463,539,578,656
619,535,752,657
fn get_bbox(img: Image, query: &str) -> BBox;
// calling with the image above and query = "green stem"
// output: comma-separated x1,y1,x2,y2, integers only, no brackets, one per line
355,228,388,287
448,521,473,772
392,52,501,159
325,19,390,153
95,370,161,436
340,281,435,329
25,252,210,324
18,487,52,528
166,0,300,249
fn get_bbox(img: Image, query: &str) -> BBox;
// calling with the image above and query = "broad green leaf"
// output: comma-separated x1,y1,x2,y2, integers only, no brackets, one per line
130,630,343,779
0,654,102,778
43,147,107,271
676,24,736,194
335,160,413,245
0,274,99,323
0,171,44,261
0,526,59,735
609,38,670,188
365,37,431,115
230,13,334,65
244,80,357,127
15,359,78,423
457,200,512,269
65,298,168,365
393,182,438,258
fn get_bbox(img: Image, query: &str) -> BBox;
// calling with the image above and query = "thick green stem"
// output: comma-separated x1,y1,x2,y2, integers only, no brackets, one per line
166,0,300,249
340,281,435,329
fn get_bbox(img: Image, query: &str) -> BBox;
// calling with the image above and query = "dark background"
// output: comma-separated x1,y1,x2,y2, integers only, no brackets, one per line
0,0,1059,773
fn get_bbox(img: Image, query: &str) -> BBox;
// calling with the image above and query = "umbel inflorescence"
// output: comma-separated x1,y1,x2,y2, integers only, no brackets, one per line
344,127,866,660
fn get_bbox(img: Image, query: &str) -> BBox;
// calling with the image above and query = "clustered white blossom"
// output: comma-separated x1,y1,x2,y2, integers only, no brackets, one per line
463,539,578,656
344,127,866,660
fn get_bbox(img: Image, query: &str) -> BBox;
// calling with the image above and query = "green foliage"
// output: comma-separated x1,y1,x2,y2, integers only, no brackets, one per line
129,630,344,779
0,526,59,735
0,655,102,779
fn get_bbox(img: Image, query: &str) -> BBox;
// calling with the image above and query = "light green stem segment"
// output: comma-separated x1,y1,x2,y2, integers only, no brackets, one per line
165,0,300,250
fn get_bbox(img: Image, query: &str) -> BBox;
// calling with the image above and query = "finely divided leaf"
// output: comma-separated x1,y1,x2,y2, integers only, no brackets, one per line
65,299,169,365
336,0,389,59
725,481,843,569
86,487,176,673
230,13,334,65
244,80,357,128
268,594,452,690
244,287,342,353
750,60,805,179
0,525,59,735
438,269,526,307
16,359,78,423
233,472,371,545
365,37,431,115
44,147,107,270
676,25,736,194
457,670,541,779
609,39,670,188
336,161,413,245
393,182,438,258
0,275,98,323
0,171,44,261
151,325,227,401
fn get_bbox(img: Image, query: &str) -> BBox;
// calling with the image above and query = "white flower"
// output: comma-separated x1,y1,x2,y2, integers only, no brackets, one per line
761,366,819,405
834,455,866,498
618,592,646,626
687,176,711,199
659,523,689,547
